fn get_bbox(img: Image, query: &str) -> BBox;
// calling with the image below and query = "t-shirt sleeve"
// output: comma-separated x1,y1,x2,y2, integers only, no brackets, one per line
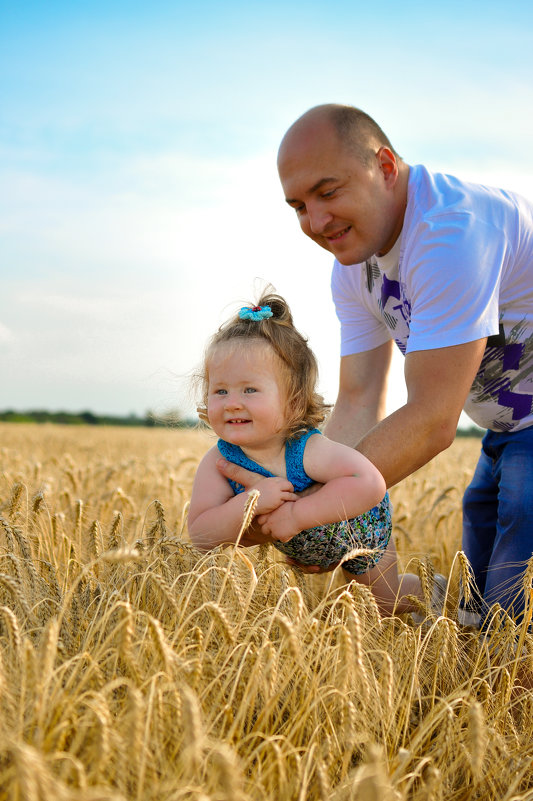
331,259,392,357
403,212,506,353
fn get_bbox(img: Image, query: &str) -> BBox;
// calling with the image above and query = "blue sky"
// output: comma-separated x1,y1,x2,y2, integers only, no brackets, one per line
1,0,533,422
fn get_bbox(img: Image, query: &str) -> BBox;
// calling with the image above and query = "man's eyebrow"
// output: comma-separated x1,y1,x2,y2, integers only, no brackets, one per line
285,176,339,205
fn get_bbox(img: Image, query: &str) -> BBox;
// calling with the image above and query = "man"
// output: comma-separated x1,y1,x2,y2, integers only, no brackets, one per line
271,102,533,626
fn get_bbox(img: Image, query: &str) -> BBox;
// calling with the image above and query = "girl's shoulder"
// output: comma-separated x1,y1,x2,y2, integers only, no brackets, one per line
285,428,321,467
191,444,233,495
301,430,331,454
199,444,224,468
304,432,362,454
288,428,321,452
303,433,372,481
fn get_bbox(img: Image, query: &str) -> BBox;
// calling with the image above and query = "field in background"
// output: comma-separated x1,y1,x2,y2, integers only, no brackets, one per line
0,423,532,800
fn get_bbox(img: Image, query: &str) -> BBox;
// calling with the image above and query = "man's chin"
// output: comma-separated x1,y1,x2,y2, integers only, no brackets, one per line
334,252,365,267
310,236,367,266
326,240,370,266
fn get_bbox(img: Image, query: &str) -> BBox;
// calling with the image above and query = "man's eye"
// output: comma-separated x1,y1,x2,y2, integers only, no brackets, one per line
322,189,336,198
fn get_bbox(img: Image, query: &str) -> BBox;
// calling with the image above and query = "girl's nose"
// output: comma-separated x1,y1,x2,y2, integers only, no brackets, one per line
224,393,243,409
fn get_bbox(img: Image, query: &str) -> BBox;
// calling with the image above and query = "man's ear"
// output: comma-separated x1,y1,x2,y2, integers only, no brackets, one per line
376,146,399,187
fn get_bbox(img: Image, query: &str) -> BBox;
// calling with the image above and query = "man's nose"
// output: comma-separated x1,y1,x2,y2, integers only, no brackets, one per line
307,203,332,234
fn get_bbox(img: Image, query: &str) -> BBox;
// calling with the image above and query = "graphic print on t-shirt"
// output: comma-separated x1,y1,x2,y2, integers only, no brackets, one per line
366,259,410,353
467,318,533,431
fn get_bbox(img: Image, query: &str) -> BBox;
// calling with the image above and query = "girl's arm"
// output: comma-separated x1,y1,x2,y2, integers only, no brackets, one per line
188,447,297,550
257,435,386,542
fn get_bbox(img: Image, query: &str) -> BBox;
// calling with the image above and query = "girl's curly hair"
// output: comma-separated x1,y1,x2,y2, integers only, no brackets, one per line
198,292,330,439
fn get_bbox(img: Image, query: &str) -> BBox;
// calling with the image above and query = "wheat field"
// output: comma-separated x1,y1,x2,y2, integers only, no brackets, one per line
1,422,533,800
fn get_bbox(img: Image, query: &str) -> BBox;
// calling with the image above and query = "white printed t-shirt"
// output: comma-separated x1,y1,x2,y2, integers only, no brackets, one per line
331,164,533,433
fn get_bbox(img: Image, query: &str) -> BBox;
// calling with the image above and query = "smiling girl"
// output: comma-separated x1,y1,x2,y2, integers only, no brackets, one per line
188,292,426,615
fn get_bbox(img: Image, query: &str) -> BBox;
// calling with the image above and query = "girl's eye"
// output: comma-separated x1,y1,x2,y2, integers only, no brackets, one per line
244,387,257,394
215,389,227,395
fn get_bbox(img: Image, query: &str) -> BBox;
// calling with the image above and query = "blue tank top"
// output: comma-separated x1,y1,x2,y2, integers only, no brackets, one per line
217,429,321,494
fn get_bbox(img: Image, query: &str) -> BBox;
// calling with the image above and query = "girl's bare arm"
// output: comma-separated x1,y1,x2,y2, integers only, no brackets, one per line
257,436,386,541
188,448,296,550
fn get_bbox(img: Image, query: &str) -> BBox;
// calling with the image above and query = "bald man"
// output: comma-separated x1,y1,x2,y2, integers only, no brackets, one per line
221,104,533,626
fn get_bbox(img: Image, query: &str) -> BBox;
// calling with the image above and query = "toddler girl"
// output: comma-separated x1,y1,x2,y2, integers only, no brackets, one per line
188,292,424,614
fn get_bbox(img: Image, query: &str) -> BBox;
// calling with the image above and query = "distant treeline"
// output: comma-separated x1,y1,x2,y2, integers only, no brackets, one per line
0,409,197,428
0,408,483,437
456,426,483,438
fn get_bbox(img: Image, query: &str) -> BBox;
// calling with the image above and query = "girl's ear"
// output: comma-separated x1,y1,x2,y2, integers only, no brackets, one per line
197,404,209,424
282,396,297,434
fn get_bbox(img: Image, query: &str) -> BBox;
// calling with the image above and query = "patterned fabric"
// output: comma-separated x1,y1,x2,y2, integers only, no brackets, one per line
275,497,391,574
217,432,391,574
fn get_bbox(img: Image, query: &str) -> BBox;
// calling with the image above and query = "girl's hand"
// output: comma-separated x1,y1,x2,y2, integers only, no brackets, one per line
256,502,300,542
253,476,297,515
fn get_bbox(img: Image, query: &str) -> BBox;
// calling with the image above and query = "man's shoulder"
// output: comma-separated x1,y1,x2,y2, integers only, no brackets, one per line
407,163,530,219
408,164,475,211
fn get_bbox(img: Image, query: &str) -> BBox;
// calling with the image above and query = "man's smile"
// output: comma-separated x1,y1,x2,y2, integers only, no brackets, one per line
326,226,351,241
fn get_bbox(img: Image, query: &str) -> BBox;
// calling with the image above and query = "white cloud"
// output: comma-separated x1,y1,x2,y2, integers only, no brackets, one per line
0,322,13,343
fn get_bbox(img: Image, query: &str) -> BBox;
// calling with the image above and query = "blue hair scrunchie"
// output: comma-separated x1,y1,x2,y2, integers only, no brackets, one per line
239,305,273,321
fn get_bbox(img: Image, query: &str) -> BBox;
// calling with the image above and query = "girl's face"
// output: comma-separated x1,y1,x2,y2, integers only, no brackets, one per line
206,341,288,451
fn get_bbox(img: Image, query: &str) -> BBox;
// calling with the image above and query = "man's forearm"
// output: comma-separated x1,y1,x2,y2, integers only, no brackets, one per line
324,386,456,488
324,396,383,448
325,344,392,447
351,402,456,488
325,339,485,487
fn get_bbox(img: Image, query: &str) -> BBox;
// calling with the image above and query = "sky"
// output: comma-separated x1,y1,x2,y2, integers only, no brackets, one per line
1,0,533,427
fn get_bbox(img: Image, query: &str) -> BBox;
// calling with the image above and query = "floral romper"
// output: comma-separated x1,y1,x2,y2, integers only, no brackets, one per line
218,429,392,574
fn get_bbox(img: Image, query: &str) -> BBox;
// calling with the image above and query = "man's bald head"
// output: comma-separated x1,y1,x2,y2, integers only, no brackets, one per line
278,103,400,168
277,103,409,263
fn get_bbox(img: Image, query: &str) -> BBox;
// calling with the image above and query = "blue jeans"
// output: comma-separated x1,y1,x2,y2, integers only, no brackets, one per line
462,427,533,624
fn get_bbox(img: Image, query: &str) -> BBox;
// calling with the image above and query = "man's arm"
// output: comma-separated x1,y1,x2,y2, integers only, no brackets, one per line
343,338,487,487
324,341,393,447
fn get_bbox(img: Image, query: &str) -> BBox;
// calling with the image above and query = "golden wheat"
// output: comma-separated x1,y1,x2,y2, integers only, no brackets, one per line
0,422,532,800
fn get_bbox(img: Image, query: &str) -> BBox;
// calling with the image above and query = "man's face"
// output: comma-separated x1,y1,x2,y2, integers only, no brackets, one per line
278,119,401,265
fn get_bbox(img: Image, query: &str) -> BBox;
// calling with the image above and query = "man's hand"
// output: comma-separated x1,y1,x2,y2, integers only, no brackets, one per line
285,557,341,574
216,458,296,515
